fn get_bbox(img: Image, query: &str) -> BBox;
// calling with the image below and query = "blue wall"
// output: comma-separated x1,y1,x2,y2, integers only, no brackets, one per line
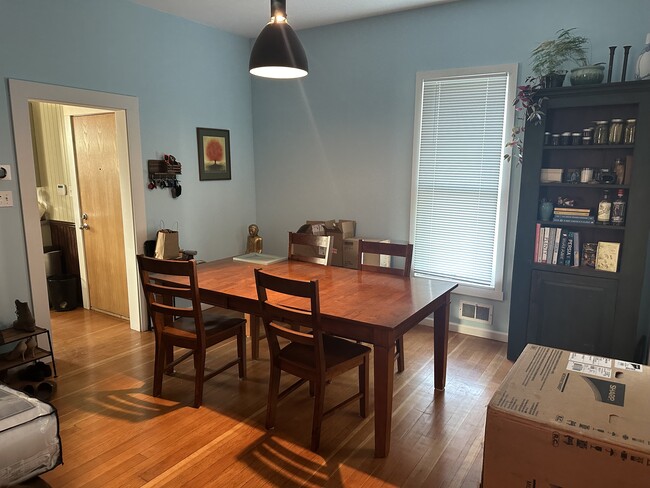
2,0,649,336
251,0,650,334
0,0,256,326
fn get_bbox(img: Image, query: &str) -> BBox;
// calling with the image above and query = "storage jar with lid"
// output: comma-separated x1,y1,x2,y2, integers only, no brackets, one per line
594,121,609,145
624,119,636,144
608,119,623,144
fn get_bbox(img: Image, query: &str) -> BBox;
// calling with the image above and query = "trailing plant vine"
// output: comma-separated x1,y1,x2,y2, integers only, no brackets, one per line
504,76,547,165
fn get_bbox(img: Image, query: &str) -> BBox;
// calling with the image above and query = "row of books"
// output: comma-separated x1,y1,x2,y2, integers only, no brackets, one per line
533,224,581,266
552,207,595,225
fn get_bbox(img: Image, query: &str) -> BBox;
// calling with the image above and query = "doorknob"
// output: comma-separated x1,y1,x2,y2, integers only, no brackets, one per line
80,223,90,230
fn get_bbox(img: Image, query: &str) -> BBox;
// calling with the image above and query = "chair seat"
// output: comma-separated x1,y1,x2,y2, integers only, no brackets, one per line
174,307,245,334
279,334,370,371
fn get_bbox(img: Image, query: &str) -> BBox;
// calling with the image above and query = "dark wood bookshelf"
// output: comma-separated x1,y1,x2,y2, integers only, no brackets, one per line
509,80,650,364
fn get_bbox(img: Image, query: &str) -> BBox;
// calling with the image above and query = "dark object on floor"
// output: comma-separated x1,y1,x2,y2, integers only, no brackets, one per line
17,362,52,382
13,300,36,332
46,275,79,311
36,380,56,402
21,384,36,396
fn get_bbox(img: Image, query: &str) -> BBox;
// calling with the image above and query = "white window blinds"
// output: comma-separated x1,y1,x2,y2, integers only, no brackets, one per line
411,66,515,295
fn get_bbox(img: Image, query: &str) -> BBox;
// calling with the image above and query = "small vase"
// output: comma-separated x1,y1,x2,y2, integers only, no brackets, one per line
570,65,605,85
636,33,650,81
539,201,553,221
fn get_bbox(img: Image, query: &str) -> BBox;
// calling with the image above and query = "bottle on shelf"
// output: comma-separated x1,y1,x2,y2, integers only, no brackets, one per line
597,190,612,225
611,189,627,226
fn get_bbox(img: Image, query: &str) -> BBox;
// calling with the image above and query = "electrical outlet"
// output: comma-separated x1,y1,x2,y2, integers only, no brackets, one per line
0,165,11,180
0,191,13,207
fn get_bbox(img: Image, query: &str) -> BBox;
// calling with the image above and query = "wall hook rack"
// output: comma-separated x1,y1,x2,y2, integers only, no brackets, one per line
147,155,182,198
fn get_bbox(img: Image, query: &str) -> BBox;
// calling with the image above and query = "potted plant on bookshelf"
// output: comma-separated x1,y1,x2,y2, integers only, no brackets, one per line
531,28,589,87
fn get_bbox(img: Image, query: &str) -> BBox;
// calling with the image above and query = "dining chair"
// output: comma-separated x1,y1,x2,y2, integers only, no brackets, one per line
250,232,333,360
288,232,333,265
136,255,246,408
357,240,414,373
254,268,370,452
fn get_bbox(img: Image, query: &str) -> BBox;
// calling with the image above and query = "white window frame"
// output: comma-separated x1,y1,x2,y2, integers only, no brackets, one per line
409,64,518,301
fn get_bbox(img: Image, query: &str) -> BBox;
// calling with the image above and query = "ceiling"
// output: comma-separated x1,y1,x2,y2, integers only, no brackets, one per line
131,0,457,38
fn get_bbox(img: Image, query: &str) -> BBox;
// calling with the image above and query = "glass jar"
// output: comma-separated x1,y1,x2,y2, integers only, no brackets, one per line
551,134,560,146
594,121,609,145
571,132,582,145
608,118,624,144
580,167,594,183
560,132,571,145
624,118,636,144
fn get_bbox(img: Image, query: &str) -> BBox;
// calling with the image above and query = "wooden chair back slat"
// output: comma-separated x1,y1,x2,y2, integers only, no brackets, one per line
254,268,324,363
288,232,333,266
357,241,413,276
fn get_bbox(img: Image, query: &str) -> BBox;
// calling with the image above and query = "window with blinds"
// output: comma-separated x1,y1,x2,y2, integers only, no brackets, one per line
410,65,517,300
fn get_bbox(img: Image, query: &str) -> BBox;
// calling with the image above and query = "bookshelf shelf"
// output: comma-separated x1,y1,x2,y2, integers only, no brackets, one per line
543,144,634,151
509,80,650,364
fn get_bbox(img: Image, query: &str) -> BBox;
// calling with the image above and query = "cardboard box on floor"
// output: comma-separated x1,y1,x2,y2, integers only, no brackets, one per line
297,220,356,266
482,344,650,488
342,238,391,269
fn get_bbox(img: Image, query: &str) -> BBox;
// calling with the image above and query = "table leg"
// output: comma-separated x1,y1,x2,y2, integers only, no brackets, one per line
433,292,451,391
374,343,394,458
250,314,261,360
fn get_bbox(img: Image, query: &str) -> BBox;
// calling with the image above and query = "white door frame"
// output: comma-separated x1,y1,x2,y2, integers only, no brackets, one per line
9,79,148,332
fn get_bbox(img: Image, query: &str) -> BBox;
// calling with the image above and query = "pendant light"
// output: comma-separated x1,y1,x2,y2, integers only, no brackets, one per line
249,0,308,79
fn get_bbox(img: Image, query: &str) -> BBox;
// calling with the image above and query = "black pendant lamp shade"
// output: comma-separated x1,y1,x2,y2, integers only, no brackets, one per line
249,0,308,79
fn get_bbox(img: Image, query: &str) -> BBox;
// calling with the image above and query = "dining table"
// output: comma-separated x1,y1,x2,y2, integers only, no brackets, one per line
169,257,457,458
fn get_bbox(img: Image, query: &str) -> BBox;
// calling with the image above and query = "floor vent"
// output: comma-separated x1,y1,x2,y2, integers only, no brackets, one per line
460,301,493,324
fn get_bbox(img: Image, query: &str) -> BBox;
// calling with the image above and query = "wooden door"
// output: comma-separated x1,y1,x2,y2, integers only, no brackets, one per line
72,113,129,318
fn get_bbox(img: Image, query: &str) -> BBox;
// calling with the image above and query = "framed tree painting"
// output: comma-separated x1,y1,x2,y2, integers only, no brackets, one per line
197,127,231,180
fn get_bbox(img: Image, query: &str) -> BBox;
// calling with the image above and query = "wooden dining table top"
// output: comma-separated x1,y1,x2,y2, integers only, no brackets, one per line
193,257,457,341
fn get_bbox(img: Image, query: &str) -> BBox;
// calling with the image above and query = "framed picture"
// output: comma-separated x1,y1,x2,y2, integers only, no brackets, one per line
197,127,231,180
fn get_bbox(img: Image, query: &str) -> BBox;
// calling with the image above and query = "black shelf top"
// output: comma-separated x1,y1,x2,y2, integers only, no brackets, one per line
537,220,626,230
539,182,630,190
543,144,634,150
532,262,619,278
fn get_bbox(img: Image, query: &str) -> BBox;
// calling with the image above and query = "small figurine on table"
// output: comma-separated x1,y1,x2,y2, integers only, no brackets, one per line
246,224,263,254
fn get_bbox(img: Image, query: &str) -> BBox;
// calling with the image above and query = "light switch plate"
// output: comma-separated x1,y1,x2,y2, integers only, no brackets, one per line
0,165,11,180
0,191,13,207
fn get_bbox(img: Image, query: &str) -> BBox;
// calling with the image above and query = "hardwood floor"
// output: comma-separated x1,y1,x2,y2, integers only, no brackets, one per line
40,309,511,487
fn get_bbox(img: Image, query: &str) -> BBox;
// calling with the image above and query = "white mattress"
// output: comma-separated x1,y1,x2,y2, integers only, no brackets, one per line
0,383,62,486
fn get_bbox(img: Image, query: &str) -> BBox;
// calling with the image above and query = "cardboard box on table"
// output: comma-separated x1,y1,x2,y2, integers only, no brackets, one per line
482,344,650,488
296,220,356,266
342,238,391,269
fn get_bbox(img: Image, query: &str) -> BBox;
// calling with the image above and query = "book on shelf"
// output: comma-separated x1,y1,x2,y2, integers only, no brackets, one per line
537,226,545,262
551,227,562,264
572,231,580,267
546,227,557,264
595,241,621,272
541,227,550,262
552,215,596,224
533,223,541,263
565,232,574,266
553,208,591,215
557,230,569,265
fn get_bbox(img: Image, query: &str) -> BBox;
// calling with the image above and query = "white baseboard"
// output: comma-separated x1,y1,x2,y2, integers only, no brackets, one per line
420,317,508,343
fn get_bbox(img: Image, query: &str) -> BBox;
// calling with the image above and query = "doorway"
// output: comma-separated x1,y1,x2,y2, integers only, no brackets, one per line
9,80,147,333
